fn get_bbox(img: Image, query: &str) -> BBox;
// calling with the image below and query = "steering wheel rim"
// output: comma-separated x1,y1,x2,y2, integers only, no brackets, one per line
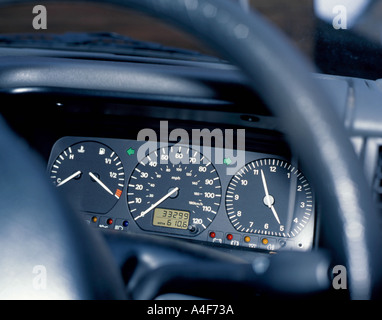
0,0,381,299
118,0,382,299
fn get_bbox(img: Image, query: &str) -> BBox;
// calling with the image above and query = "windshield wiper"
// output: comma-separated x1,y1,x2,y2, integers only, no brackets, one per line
0,32,221,62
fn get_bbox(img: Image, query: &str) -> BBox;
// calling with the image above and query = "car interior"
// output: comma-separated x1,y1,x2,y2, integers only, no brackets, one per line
0,0,381,300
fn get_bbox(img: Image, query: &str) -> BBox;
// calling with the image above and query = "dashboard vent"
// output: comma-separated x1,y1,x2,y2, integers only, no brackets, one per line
373,145,382,211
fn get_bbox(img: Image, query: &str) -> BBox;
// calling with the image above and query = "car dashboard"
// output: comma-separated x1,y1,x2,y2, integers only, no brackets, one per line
0,47,381,265
47,135,315,255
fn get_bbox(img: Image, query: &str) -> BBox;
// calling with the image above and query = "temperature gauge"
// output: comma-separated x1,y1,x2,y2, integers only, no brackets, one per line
49,141,125,214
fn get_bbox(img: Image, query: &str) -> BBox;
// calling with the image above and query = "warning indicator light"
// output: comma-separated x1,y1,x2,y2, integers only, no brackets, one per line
126,147,135,156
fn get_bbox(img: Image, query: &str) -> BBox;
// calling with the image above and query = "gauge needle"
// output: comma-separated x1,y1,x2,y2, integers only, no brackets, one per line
260,169,281,224
134,187,180,221
270,205,281,225
89,172,113,196
56,170,82,187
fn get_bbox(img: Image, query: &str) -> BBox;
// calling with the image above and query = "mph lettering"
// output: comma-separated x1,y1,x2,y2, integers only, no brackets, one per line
147,304,234,317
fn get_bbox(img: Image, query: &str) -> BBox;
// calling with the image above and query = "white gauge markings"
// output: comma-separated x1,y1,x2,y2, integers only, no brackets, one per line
49,142,125,214
226,159,313,238
127,146,221,235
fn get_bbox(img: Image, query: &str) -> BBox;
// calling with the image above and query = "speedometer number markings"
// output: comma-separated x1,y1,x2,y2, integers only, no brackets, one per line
127,146,221,236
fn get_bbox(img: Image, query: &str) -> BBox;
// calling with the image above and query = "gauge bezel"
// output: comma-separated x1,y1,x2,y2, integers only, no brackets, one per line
225,158,314,238
126,145,222,237
48,140,125,214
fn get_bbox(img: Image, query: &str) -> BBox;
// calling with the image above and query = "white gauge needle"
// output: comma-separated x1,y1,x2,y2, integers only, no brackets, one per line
270,206,281,225
260,169,271,200
56,170,82,187
134,187,179,221
89,172,113,196
260,169,281,225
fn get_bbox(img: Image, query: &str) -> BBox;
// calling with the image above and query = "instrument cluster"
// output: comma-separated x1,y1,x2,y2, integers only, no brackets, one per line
48,137,315,252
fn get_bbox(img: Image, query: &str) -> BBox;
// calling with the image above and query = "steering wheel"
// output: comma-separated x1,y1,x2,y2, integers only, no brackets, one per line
0,0,381,299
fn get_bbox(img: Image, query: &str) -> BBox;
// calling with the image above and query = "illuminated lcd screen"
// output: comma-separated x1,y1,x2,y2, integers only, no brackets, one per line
153,208,190,230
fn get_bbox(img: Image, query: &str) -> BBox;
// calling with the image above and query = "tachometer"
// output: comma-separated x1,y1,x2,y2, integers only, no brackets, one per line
127,145,221,236
225,158,313,237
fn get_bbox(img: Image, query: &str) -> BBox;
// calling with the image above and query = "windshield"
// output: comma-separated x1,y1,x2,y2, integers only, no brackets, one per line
0,0,380,79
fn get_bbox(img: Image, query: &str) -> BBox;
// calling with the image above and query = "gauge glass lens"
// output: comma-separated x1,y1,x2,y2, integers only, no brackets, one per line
226,158,313,237
127,146,221,236
49,141,124,213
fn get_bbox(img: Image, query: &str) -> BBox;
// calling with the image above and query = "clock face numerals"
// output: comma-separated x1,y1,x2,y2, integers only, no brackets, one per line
226,159,313,238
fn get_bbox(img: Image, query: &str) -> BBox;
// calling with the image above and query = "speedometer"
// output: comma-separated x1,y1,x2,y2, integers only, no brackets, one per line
127,146,221,236
226,158,314,238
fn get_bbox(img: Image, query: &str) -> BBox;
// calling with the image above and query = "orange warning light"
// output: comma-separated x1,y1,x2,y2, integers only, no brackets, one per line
115,189,123,198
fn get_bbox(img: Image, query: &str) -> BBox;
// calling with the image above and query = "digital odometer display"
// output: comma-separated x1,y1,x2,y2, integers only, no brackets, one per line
153,208,190,230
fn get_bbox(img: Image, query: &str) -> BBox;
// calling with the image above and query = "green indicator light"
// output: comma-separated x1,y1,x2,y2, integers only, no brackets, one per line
223,158,232,165
126,147,135,156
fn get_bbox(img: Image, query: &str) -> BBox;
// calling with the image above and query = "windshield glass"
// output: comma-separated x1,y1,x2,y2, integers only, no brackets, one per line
0,0,379,79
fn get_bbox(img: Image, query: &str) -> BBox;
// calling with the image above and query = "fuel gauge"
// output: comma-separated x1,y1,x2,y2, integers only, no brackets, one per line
49,141,125,214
